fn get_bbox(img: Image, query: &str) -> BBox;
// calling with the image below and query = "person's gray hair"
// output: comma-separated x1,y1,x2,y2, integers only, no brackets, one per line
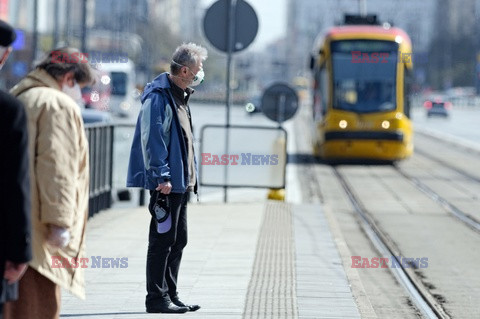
170,43,208,75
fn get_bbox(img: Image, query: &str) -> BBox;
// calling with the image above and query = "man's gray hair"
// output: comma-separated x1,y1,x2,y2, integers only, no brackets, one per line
170,43,208,75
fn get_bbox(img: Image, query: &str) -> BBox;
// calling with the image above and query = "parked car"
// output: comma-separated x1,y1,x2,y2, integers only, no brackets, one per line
424,99,451,118
81,108,113,124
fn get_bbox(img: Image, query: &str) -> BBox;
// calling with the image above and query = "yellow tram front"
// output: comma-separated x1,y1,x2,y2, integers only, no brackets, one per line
310,22,414,162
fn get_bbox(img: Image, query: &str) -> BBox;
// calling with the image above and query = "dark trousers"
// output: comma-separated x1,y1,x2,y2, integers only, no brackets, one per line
146,192,188,307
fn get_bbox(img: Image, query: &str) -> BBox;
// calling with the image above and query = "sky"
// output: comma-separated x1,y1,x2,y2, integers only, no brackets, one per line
202,0,288,51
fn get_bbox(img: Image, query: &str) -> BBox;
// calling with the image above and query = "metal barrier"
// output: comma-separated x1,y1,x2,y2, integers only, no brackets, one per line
85,123,114,217
113,124,145,206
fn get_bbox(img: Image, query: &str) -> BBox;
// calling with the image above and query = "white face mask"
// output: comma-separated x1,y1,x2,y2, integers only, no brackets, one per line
171,60,205,87
62,82,82,103
189,68,204,87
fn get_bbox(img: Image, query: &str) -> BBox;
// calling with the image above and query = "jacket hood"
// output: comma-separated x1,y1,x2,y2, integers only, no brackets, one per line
10,68,61,97
141,72,171,103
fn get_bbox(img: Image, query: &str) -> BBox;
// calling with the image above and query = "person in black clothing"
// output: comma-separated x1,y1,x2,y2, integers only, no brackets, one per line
0,20,32,319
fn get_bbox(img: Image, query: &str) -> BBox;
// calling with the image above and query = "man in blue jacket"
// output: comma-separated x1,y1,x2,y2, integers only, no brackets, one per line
127,43,207,314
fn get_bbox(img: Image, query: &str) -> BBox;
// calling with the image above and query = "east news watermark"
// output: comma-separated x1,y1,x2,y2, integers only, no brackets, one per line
351,256,429,268
201,153,279,165
51,256,128,268
351,52,427,64
51,50,129,64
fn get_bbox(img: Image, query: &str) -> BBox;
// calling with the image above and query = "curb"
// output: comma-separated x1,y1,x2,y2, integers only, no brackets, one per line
323,205,378,318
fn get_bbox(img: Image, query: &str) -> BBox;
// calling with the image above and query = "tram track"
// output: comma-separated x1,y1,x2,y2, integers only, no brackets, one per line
393,131,480,233
293,104,480,317
394,163,480,233
415,146,480,186
333,167,450,319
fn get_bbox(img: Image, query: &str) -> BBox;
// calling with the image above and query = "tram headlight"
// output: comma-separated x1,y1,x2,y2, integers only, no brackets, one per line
381,120,390,129
339,120,348,129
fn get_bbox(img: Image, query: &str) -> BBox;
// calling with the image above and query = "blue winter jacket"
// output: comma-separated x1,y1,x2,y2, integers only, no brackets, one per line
126,73,196,193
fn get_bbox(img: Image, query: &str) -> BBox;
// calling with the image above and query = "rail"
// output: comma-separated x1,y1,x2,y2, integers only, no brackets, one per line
84,123,114,217
333,167,450,319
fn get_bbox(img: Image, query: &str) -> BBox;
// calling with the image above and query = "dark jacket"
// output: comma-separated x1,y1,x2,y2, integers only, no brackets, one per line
126,73,197,193
0,90,31,303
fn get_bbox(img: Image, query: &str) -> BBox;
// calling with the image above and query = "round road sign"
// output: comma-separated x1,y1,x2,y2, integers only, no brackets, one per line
203,0,258,53
261,83,299,123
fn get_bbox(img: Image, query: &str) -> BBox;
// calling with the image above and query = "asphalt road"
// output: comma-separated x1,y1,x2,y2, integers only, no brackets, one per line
412,106,480,146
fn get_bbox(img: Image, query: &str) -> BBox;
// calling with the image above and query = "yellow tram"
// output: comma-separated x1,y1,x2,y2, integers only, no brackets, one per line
310,15,414,162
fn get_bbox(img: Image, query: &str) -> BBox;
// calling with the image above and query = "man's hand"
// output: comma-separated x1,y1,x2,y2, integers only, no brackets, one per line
156,181,172,194
46,224,70,249
4,261,28,284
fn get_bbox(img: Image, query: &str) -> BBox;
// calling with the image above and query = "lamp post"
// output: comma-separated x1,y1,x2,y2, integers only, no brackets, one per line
32,0,38,62
359,0,367,16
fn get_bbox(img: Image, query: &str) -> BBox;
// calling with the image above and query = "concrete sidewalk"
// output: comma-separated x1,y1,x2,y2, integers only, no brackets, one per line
60,200,360,319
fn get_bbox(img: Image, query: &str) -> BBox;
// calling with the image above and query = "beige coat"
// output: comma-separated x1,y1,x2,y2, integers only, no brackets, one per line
10,69,89,299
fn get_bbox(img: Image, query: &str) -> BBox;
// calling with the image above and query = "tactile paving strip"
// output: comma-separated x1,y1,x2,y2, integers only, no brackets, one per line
243,201,298,319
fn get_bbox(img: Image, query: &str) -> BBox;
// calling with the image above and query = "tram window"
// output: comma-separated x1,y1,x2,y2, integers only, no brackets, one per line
313,66,328,119
332,53,397,113
404,67,413,118
320,67,328,115
110,71,128,96
330,40,398,113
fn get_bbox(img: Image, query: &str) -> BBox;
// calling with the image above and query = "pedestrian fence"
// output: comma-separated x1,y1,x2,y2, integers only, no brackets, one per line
84,123,114,217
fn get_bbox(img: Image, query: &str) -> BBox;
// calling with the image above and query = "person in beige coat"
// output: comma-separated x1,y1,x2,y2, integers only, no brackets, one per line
3,48,94,319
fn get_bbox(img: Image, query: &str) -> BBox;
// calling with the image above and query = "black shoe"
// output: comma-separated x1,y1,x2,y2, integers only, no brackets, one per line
146,299,189,313
171,296,201,312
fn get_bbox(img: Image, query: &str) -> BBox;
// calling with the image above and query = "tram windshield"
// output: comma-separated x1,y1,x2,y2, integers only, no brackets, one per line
331,40,398,113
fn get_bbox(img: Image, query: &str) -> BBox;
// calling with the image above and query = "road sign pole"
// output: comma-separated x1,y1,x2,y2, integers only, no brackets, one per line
203,0,258,202
262,82,299,201
226,0,236,129
268,93,287,201
223,0,237,203
278,93,286,127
